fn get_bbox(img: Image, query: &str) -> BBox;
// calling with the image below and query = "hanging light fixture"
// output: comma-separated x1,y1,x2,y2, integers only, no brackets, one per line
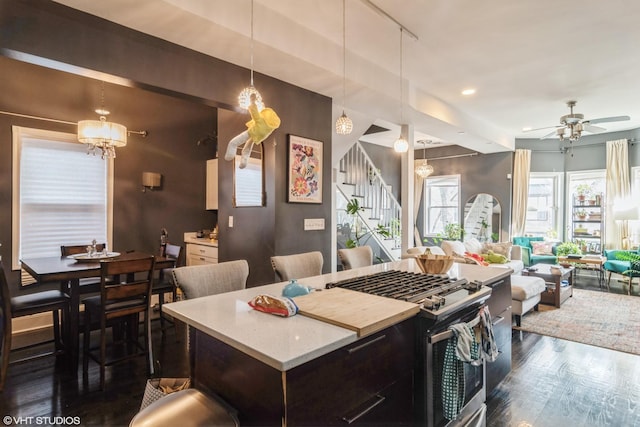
238,0,264,112
77,81,127,159
394,28,408,153
335,0,353,135
415,140,434,178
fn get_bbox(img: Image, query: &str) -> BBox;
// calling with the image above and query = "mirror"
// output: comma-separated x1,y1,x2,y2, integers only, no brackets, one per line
233,143,265,207
463,193,501,242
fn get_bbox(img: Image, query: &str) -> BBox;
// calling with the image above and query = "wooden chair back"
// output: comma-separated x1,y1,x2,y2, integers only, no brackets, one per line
100,256,155,321
0,262,12,391
61,243,107,256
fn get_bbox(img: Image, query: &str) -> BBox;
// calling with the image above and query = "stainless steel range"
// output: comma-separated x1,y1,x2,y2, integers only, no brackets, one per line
326,269,494,427
325,269,491,321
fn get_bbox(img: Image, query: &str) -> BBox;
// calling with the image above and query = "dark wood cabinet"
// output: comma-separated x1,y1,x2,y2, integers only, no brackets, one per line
485,275,512,394
191,319,415,426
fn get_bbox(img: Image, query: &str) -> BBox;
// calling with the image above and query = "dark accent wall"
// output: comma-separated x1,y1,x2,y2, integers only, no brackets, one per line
418,146,513,243
360,142,402,202
0,0,332,289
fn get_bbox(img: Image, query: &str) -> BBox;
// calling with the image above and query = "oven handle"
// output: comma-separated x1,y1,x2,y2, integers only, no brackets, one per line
341,394,386,424
429,314,481,344
346,334,386,354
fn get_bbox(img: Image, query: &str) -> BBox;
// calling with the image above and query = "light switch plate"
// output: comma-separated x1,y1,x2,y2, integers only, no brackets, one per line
228,216,234,228
304,218,325,231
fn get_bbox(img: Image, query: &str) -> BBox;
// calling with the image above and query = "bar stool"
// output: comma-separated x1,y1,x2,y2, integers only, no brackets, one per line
1,261,70,392
129,389,239,427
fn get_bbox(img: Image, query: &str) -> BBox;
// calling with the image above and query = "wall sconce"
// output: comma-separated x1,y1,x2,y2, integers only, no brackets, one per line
142,172,162,192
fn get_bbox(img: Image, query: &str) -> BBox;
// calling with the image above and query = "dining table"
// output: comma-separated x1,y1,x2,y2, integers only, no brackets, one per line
20,251,176,371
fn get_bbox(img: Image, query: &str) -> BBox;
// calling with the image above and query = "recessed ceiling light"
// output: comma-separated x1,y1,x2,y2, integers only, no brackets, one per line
522,127,532,132
461,88,476,96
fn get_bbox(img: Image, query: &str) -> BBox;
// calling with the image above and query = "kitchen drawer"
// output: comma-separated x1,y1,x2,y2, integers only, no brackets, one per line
187,244,218,259
286,318,415,425
186,254,218,266
186,243,217,266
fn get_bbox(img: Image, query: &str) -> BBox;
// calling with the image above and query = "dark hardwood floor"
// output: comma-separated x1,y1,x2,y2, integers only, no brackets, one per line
2,273,639,426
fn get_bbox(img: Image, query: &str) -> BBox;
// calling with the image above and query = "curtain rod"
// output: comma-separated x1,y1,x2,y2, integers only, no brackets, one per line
0,110,75,125
0,110,147,136
427,152,478,161
529,138,636,153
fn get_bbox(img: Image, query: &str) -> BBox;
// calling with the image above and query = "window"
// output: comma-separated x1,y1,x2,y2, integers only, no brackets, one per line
524,172,563,238
11,126,113,271
630,166,640,248
424,175,460,235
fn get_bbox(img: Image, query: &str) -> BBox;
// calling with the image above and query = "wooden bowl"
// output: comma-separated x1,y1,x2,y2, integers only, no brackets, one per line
415,254,455,274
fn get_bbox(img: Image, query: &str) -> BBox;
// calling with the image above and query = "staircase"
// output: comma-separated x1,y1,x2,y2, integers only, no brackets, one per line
337,142,402,261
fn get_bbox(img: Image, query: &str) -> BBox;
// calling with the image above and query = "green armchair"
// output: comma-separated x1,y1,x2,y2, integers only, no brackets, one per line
512,236,559,267
603,249,640,295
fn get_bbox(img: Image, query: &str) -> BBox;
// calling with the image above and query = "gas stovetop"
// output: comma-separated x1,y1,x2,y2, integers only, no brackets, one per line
325,270,491,320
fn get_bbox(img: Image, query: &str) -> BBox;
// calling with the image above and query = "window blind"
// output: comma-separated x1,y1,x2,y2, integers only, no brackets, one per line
17,130,109,263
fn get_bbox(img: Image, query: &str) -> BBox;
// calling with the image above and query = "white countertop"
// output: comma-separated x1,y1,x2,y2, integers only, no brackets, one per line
184,232,218,247
163,259,509,371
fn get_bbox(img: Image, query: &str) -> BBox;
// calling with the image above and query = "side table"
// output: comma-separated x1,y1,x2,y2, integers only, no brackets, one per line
522,263,574,308
556,255,606,290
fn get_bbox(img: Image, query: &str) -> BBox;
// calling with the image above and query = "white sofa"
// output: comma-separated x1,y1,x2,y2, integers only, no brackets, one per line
403,239,544,324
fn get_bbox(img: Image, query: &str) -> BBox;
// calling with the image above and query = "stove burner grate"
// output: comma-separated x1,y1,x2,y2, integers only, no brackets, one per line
325,270,472,305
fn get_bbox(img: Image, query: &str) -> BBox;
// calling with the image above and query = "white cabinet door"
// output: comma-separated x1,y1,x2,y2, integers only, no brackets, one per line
206,159,218,210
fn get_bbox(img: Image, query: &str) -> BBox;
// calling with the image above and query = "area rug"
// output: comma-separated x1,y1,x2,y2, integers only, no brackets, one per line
517,288,640,356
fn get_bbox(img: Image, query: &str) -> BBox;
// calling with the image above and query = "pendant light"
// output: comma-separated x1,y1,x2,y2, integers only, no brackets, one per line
238,0,264,112
393,28,408,153
78,81,127,159
415,140,434,178
335,0,353,135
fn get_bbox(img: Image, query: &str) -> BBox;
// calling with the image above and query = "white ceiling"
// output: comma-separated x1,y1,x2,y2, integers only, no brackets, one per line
54,0,640,154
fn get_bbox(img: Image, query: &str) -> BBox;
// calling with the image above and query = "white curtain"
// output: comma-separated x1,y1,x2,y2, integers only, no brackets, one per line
605,139,631,249
413,160,425,247
511,149,531,237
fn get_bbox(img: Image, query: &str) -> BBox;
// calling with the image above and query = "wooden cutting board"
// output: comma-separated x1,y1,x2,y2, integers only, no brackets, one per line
293,288,421,337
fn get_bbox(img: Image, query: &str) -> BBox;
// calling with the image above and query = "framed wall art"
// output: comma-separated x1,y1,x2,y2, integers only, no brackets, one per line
287,134,323,204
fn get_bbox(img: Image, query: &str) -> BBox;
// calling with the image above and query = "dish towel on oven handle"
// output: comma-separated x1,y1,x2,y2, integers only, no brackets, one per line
442,323,480,421
478,305,499,363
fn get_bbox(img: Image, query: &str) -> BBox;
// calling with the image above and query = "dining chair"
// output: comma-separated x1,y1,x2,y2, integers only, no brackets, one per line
61,243,111,294
151,243,182,336
338,246,374,270
82,255,155,391
1,261,70,392
270,251,323,282
172,260,249,300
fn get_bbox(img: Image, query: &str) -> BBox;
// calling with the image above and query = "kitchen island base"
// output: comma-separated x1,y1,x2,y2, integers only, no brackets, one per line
190,319,415,426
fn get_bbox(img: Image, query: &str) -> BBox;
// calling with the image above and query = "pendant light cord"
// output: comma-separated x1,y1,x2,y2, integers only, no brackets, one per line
250,0,254,86
399,28,403,124
342,0,347,108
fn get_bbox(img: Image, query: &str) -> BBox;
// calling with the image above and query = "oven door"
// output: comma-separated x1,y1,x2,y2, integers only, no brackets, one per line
418,307,486,427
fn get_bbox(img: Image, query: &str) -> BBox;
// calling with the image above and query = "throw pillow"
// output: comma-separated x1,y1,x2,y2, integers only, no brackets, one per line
481,250,508,264
441,240,466,257
464,251,489,266
483,242,513,259
464,238,483,255
531,241,554,255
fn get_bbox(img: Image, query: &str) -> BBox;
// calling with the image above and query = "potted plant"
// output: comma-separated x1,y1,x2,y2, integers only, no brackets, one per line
555,241,582,257
575,208,588,220
575,184,592,203
443,222,464,241
344,198,391,249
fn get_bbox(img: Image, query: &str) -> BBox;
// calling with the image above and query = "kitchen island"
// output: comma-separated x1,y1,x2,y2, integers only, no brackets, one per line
163,260,511,426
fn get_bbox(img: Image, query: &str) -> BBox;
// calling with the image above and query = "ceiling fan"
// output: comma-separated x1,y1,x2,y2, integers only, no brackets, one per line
526,100,630,141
